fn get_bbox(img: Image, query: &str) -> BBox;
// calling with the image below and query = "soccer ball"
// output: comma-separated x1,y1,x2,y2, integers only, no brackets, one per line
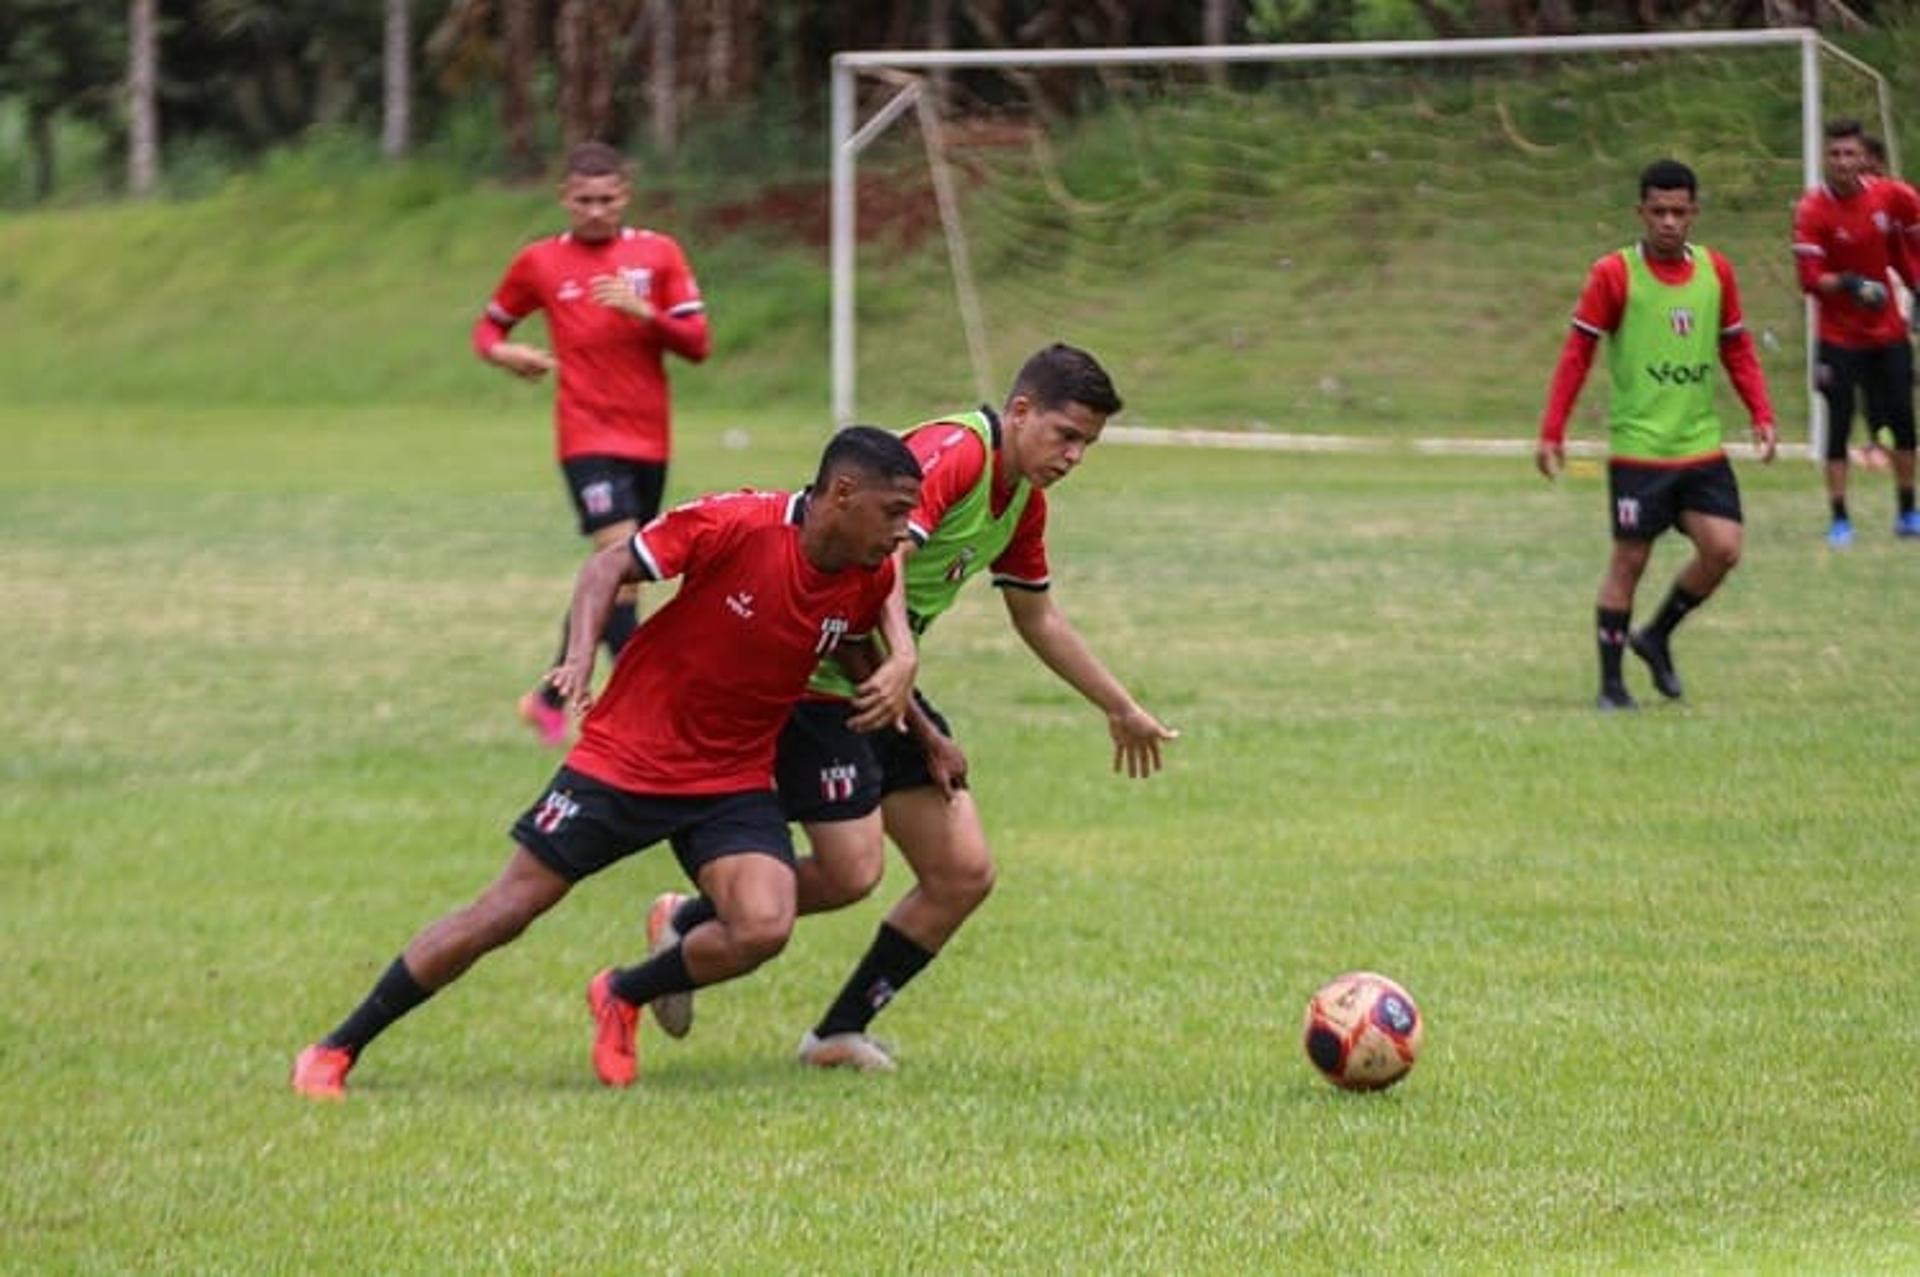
1301,971,1423,1092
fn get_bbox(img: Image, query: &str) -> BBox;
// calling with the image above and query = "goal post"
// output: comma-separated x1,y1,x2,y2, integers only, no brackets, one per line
830,29,1899,460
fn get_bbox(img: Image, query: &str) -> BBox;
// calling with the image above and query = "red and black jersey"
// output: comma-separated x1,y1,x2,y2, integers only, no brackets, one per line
1793,180,1920,349
472,227,709,462
566,490,896,795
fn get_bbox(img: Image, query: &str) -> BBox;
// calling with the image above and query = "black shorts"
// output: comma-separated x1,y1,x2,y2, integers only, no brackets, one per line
510,765,792,883
560,456,668,535
1608,456,1742,541
1817,341,1916,458
774,693,956,824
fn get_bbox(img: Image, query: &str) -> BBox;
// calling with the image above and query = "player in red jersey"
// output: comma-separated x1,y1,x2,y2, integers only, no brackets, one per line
471,141,714,744
290,428,921,1100
1792,119,1920,545
1857,133,1918,473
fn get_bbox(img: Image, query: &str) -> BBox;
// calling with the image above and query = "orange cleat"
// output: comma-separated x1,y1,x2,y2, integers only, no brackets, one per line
587,968,640,1088
645,892,694,1039
291,1043,354,1100
517,690,569,748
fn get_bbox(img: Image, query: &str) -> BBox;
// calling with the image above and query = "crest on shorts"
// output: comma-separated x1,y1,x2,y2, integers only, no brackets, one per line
818,762,858,803
1669,307,1694,337
533,788,580,834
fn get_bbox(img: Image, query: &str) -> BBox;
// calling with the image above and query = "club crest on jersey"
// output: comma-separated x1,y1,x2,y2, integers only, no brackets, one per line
619,266,653,297
818,762,859,803
943,546,977,583
533,788,580,834
815,615,850,654
1669,307,1694,337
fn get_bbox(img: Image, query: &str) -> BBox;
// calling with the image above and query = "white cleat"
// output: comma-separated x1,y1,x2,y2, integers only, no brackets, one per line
797,1030,897,1073
645,892,694,1039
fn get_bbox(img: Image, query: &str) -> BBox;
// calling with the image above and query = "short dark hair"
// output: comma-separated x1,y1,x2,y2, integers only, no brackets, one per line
1638,159,1697,201
1826,118,1866,143
1864,133,1888,164
1008,343,1123,417
814,425,921,493
566,141,627,178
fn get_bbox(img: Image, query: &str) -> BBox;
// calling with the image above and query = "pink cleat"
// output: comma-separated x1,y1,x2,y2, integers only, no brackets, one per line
291,1043,354,1100
517,690,569,748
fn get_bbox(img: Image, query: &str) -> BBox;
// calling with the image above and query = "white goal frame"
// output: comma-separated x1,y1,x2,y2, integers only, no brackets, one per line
830,29,1898,459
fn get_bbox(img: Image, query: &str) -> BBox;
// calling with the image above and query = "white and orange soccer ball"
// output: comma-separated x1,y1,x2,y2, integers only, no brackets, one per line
1301,971,1424,1092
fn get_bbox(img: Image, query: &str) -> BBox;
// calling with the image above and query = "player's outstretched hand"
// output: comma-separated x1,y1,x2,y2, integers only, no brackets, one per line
1839,272,1889,310
848,649,918,734
925,733,970,800
1109,705,1178,779
544,656,596,715
491,342,556,380
1752,420,1778,464
1534,441,1564,480
590,274,655,322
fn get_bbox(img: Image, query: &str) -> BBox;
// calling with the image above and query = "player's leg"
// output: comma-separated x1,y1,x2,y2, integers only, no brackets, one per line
1866,344,1920,535
799,785,994,1071
593,793,796,1085
293,766,640,1098
292,845,574,1099
1630,460,1742,701
1597,463,1659,710
645,705,885,1039
1818,344,1860,546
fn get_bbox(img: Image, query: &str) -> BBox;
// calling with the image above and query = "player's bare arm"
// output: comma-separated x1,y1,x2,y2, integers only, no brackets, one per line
486,342,557,380
546,540,644,711
589,274,656,322
846,545,917,733
1001,586,1177,779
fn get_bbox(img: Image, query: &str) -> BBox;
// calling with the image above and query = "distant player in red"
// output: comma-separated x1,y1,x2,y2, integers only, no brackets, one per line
471,141,713,743
1537,160,1776,710
290,428,922,1100
1792,119,1920,545
1856,133,1917,473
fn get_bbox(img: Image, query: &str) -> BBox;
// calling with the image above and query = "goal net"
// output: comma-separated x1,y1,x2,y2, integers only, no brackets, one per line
831,32,1896,455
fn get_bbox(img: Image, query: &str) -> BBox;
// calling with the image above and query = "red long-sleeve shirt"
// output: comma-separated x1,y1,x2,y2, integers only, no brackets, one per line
1539,246,1773,449
472,226,710,463
1792,179,1920,349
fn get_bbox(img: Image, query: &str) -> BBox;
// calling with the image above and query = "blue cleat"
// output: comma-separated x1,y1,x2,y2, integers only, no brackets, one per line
1827,517,1855,548
1896,511,1920,539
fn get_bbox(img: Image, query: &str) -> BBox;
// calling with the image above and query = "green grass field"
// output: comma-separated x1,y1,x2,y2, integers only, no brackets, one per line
4,400,1917,1271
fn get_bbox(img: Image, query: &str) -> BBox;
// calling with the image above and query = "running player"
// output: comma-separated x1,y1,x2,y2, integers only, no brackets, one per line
642,343,1180,1071
472,141,713,744
1536,159,1777,710
290,427,920,1099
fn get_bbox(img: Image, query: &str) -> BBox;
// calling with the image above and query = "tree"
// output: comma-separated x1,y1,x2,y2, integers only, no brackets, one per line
0,0,125,200
383,0,410,157
128,0,158,194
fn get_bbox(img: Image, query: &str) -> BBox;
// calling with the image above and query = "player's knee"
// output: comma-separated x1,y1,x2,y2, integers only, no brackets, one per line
726,910,795,968
934,849,996,912
1710,538,1742,574
824,846,885,904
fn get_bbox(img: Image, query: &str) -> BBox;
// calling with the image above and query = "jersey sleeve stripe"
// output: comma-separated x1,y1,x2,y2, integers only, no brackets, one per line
630,531,665,581
666,301,706,317
907,521,932,545
1792,243,1825,257
992,573,1050,592
1570,317,1604,337
486,301,521,324
1720,321,1746,337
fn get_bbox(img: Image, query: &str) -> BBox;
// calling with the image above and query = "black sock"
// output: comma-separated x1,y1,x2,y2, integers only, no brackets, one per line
602,602,638,658
671,895,718,935
1596,608,1630,689
1831,497,1851,523
1900,487,1915,517
608,944,693,1007
321,956,432,1057
540,614,571,709
815,923,936,1038
1646,586,1703,641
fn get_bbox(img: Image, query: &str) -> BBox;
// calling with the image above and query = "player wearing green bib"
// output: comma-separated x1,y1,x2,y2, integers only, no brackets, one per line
642,344,1179,1070
1536,160,1778,710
